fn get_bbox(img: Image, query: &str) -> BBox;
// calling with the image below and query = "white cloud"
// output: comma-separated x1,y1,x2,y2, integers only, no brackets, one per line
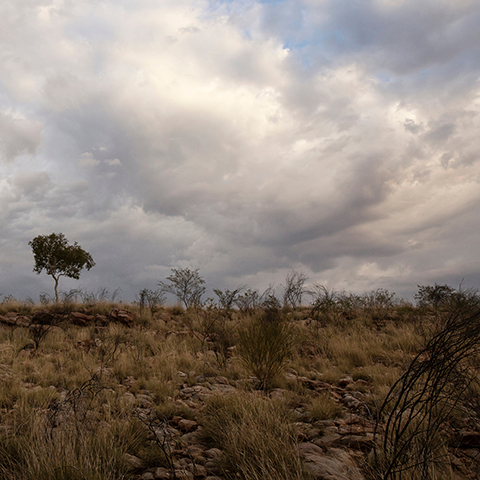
78,152,100,167
106,158,121,166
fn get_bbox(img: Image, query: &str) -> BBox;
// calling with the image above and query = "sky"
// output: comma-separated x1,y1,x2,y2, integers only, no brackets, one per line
1,0,480,303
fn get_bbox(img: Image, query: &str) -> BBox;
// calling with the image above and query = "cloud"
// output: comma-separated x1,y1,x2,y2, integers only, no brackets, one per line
78,152,100,167
1,0,480,301
0,110,43,163
106,158,121,166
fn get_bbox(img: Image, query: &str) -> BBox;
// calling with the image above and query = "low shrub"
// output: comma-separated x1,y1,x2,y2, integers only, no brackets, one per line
201,393,307,480
237,316,296,390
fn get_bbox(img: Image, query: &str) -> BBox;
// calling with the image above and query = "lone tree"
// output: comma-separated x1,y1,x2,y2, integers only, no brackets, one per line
29,233,95,302
158,267,205,309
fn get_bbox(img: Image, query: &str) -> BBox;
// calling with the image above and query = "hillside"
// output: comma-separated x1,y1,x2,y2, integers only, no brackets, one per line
0,296,479,480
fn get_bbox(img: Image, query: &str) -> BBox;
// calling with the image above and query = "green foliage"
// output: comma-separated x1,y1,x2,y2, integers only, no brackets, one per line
237,316,296,390
415,283,480,313
415,283,457,308
29,233,95,302
158,267,205,309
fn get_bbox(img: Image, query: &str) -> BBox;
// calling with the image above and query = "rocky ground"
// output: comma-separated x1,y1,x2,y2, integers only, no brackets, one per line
1,307,480,479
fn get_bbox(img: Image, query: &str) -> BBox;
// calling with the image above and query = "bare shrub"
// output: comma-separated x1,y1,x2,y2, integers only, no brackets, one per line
309,284,342,324
137,288,166,317
158,268,205,309
282,270,308,309
214,286,245,318
372,308,480,480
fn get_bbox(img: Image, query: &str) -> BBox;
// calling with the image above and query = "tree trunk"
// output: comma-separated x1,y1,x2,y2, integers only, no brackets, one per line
53,275,59,303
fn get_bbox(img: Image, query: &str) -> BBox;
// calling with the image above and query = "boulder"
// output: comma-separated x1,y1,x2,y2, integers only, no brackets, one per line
298,443,365,480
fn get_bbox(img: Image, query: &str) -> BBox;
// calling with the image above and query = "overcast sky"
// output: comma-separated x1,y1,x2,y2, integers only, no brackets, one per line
1,0,480,302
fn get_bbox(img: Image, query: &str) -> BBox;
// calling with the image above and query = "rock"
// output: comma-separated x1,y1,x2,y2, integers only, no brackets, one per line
213,376,229,385
123,453,145,471
154,467,170,479
298,443,365,480
136,394,154,408
204,448,222,459
462,448,480,459
109,308,134,325
313,433,342,448
456,431,480,448
337,434,374,451
338,425,368,435
70,311,94,325
187,463,207,477
209,384,236,394
342,395,361,409
338,377,354,387
0,314,16,325
178,419,198,432
174,471,194,480
181,430,203,445
124,392,136,403
187,445,204,458
142,473,155,480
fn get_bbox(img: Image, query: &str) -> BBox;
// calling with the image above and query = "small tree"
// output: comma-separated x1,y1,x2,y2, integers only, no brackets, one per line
158,267,205,309
29,233,95,303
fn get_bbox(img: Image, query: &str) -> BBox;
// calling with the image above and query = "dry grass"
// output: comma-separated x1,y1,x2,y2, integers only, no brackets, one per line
0,299,476,479
201,392,308,480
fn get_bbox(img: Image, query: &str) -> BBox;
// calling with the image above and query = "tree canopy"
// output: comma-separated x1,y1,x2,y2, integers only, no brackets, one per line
158,267,205,309
29,233,95,302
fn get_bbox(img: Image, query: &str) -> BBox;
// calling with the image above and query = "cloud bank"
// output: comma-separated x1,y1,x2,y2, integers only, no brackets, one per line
1,0,480,301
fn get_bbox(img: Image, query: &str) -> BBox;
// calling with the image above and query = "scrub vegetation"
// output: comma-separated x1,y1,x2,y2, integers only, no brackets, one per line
0,273,480,479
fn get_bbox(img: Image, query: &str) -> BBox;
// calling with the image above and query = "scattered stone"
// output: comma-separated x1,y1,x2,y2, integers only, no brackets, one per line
123,453,145,471
109,308,134,325
70,311,94,325
178,419,198,432
154,467,170,479
338,377,354,387
187,463,207,477
213,376,229,385
0,314,16,326
187,445,204,458
313,433,342,448
204,448,222,459
342,395,361,409
337,434,374,451
174,471,194,480
298,443,365,480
